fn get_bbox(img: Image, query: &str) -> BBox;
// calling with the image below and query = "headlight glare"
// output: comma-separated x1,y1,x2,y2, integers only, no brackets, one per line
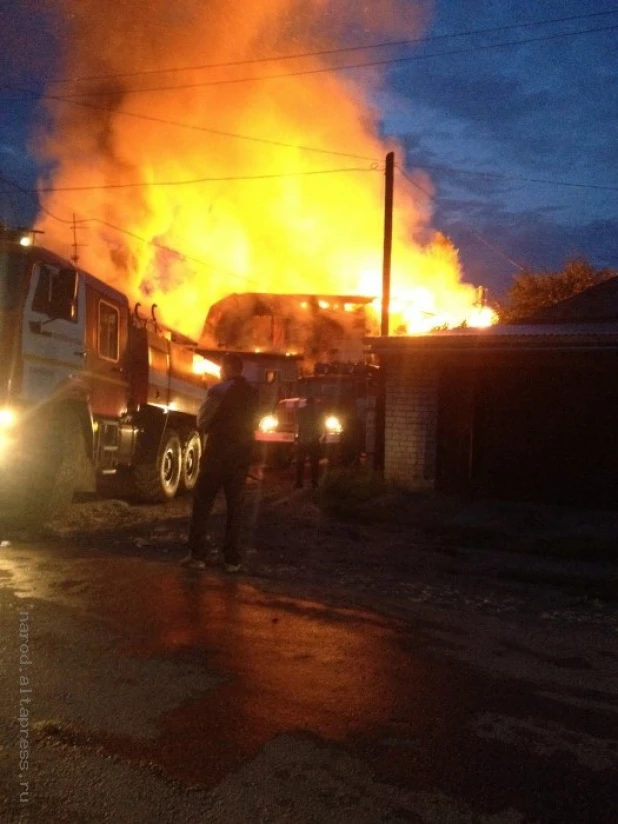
259,414,278,434
325,415,343,434
0,408,16,429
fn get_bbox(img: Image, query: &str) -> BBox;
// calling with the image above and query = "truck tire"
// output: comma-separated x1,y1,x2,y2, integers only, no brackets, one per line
21,409,84,526
133,429,182,502
181,430,202,492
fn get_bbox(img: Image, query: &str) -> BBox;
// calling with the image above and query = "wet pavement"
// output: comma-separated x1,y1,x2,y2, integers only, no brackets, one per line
0,538,617,823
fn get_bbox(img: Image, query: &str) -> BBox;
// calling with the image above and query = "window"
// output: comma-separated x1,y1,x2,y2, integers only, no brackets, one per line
265,369,279,384
98,301,120,361
32,263,78,322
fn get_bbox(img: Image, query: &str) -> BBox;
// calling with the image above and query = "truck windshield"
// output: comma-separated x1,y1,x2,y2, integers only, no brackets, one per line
0,250,28,310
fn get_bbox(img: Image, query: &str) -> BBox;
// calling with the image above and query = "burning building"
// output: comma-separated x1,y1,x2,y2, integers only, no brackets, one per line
200,292,376,367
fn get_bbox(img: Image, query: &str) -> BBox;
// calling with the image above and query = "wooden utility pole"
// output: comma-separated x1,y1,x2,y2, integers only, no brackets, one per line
373,152,395,472
381,151,394,335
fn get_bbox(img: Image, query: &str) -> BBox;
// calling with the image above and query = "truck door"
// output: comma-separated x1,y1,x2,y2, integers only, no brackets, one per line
20,261,87,404
84,284,129,419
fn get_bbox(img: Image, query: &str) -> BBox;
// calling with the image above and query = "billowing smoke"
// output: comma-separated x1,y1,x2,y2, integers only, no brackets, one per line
34,0,482,339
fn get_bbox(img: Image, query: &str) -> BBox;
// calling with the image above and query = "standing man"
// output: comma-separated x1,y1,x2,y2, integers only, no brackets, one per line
295,396,323,489
181,353,258,572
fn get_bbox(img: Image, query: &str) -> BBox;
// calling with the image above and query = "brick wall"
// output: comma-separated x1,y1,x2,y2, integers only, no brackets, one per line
384,360,439,489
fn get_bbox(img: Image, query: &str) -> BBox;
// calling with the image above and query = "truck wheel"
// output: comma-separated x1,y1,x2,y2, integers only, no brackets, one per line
133,429,182,502
181,430,202,492
21,410,84,526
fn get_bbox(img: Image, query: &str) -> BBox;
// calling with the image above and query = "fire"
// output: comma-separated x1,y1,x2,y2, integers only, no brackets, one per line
33,1,495,342
366,278,498,335
192,354,220,379
465,305,497,329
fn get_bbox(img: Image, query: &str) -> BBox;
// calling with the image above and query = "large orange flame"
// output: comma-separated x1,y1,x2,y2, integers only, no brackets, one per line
34,1,495,340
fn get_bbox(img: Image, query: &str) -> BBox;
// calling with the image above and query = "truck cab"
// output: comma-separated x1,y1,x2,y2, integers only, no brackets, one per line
255,368,375,468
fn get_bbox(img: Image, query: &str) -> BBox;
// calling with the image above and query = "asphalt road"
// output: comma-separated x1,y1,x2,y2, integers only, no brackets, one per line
0,537,617,823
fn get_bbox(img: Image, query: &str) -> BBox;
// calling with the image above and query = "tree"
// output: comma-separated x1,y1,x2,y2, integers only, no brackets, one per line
497,258,617,323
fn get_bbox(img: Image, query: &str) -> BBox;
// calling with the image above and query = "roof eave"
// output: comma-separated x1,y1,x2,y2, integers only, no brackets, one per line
366,332,618,355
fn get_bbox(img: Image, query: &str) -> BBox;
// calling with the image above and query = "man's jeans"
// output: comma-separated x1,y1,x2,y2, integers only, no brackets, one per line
296,442,320,487
188,455,249,564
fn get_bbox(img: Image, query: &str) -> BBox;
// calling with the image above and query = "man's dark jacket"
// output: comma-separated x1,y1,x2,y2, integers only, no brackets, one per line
197,376,258,465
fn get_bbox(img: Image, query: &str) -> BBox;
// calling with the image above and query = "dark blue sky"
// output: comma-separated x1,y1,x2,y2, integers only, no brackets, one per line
1,0,617,299
380,0,618,295
1,1,60,196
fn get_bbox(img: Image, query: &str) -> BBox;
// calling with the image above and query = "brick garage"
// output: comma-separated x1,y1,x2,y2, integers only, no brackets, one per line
370,324,618,509
383,360,439,489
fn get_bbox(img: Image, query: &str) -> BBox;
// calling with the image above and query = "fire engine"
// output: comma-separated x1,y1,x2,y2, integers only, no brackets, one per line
0,236,216,524
255,364,378,468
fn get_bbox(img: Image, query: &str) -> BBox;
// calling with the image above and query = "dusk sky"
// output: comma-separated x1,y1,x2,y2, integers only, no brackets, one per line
1,0,617,304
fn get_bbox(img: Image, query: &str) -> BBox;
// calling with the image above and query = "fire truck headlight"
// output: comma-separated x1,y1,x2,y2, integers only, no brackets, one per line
325,415,343,434
0,408,16,429
258,414,278,434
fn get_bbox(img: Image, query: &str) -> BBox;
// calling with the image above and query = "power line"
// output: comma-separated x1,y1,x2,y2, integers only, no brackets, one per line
0,171,81,225
395,164,527,272
0,170,281,288
3,18,616,166
92,220,264,286
393,166,434,200
29,165,379,194
0,83,379,164
457,226,526,273
414,162,618,193
48,9,618,85
4,17,614,170
59,23,618,96
397,159,618,271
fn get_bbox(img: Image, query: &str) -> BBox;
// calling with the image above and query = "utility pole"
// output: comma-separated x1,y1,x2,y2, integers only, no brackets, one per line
373,152,395,472
381,151,394,335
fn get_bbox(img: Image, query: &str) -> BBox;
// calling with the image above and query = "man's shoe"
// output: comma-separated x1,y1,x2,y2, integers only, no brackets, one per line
224,563,241,574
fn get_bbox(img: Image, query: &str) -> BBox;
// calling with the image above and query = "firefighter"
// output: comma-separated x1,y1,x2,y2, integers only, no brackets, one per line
181,353,258,572
295,396,323,489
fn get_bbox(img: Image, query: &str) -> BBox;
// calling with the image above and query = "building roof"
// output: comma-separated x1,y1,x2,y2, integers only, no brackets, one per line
521,276,618,323
369,278,618,355
195,347,303,363
368,321,618,355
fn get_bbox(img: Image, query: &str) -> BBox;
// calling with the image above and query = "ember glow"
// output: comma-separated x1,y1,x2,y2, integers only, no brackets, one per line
34,0,495,340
